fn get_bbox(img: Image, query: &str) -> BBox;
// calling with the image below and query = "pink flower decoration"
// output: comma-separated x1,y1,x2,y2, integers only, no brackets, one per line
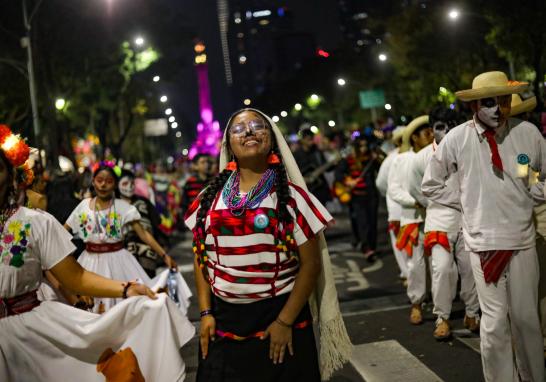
3,234,14,244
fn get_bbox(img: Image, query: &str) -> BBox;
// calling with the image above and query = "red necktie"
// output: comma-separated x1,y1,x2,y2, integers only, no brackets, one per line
479,250,513,283
483,129,503,172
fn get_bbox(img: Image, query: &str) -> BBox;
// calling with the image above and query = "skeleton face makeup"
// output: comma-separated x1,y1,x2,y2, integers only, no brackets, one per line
119,176,135,198
432,121,449,144
476,96,511,129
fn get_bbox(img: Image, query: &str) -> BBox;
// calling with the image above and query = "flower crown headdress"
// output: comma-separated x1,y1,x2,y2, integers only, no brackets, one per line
92,160,122,177
0,125,33,186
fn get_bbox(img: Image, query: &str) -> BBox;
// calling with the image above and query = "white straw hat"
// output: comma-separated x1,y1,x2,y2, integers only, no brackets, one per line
455,71,528,102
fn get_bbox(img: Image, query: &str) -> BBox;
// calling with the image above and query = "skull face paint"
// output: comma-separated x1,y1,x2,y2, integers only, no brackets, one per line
476,96,511,129
119,176,135,198
432,121,450,144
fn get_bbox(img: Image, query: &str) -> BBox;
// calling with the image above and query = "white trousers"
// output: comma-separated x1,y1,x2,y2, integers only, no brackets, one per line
470,247,544,382
389,229,409,279
406,231,428,305
431,231,480,320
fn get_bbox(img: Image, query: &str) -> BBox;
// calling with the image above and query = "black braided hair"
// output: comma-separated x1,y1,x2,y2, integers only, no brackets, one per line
195,168,232,235
192,168,233,271
272,152,296,249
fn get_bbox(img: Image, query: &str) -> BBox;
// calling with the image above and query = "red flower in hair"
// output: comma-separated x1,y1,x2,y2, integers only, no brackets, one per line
4,140,30,168
0,125,12,144
0,124,30,168
17,161,34,188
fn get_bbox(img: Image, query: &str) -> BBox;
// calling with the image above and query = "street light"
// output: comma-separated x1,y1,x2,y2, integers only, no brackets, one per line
310,94,319,101
337,78,346,86
160,95,168,103
294,103,302,111
165,108,172,115
55,98,66,111
134,36,145,46
328,120,336,127
176,131,182,138
448,9,460,20
168,116,175,123
310,126,319,134
171,122,178,129
272,116,280,123
378,53,388,62
153,75,160,82
243,98,251,106
385,103,392,110
446,8,515,78
182,148,189,156
280,111,288,117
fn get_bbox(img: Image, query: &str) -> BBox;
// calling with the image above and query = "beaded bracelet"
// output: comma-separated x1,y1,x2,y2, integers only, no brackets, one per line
200,309,213,318
122,281,134,299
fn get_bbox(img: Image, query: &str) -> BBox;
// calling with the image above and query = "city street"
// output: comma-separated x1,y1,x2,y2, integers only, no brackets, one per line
2,1,546,381
172,201,485,382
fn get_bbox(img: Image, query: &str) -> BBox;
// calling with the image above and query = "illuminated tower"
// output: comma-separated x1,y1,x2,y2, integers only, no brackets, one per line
189,41,222,158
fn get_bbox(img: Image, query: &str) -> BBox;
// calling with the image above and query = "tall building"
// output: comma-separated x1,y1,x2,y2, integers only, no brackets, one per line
218,1,341,108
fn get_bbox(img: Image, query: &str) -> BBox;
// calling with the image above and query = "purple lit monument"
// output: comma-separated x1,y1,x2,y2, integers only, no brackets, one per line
189,41,222,159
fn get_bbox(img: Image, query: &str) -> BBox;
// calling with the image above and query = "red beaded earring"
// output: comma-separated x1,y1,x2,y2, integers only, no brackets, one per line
226,161,237,171
267,152,280,165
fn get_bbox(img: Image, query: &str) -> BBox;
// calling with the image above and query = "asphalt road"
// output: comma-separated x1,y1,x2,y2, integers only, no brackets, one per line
170,199,485,381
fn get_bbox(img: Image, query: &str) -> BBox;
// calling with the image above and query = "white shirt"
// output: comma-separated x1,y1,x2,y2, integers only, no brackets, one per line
422,117,546,251
388,150,425,226
0,208,76,298
409,143,461,233
66,198,141,243
376,148,403,221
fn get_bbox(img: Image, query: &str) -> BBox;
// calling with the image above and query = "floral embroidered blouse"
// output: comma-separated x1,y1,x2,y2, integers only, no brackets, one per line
66,198,141,243
0,207,76,298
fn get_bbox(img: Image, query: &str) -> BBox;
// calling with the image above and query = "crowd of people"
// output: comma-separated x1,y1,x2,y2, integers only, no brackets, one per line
1,69,545,382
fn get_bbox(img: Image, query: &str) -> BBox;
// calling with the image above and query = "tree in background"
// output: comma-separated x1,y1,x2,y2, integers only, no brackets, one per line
0,0,192,164
485,0,546,111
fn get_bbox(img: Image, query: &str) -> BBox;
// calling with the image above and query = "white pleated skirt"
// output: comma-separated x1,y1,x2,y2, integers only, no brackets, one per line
77,249,192,314
0,295,195,382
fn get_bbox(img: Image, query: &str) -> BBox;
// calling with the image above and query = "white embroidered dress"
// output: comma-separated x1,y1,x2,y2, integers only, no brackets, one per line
0,207,195,382
66,198,191,313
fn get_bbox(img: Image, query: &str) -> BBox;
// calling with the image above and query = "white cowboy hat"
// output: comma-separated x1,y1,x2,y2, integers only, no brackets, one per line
509,94,537,117
401,115,429,153
455,71,528,102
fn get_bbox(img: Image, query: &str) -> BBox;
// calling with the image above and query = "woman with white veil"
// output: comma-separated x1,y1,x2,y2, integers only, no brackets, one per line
185,109,351,381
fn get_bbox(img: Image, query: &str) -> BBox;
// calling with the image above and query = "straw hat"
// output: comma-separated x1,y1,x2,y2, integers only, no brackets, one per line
392,126,405,144
400,115,429,153
455,71,528,102
509,94,537,117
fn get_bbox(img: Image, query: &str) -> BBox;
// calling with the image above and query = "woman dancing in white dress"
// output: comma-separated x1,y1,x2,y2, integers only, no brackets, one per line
0,125,194,381
65,162,191,313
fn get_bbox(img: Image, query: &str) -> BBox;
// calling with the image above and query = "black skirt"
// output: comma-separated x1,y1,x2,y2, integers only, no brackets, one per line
197,294,320,382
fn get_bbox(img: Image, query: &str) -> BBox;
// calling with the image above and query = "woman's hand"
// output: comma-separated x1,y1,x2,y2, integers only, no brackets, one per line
163,254,177,270
261,321,294,364
126,283,157,299
200,315,216,360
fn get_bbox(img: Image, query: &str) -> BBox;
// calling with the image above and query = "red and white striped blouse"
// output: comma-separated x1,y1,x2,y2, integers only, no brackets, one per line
185,183,333,304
